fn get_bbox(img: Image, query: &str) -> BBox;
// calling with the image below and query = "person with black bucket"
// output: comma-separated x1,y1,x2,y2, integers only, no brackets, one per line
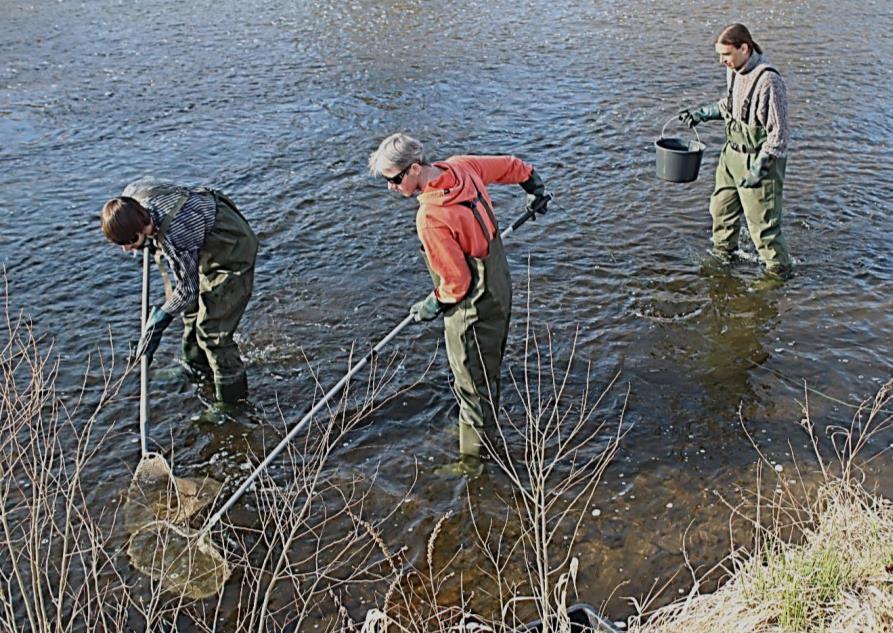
100,177,258,408
679,23,792,278
368,133,549,475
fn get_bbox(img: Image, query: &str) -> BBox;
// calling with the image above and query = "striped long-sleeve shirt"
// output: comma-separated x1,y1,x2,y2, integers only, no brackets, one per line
145,188,217,315
717,52,790,158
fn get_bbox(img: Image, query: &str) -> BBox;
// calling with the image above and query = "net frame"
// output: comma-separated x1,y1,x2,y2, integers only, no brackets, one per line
126,247,228,599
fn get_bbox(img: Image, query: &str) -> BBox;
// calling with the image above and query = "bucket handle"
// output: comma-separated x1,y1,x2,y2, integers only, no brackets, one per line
660,116,701,145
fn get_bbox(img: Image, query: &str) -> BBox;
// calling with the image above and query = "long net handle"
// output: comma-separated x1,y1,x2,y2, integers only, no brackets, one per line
660,115,701,145
139,248,150,457
202,314,415,533
201,194,555,534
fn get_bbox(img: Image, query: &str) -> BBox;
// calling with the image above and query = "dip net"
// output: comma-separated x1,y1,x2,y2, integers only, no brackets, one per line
124,453,230,599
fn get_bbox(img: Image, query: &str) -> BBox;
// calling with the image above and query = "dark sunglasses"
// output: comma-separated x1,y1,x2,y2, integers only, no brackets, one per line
383,163,414,185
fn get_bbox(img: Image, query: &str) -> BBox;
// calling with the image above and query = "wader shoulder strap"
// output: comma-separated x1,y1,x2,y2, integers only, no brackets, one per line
726,66,779,121
725,73,736,115
741,66,779,122
207,188,250,222
154,194,189,243
152,193,190,301
458,181,499,244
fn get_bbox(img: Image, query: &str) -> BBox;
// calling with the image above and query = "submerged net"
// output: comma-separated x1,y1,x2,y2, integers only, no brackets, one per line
127,521,231,600
124,453,223,532
125,453,229,598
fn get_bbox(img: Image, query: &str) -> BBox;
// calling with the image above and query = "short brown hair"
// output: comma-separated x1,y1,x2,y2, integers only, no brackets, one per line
716,23,762,55
100,197,151,245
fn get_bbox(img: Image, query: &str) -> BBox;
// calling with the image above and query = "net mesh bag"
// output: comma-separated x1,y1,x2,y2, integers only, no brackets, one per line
127,521,231,600
124,453,229,599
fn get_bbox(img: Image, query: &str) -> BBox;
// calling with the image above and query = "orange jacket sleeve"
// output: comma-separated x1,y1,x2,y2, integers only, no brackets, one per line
453,155,534,186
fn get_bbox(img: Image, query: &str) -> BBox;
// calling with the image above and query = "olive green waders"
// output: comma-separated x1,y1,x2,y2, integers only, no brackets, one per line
710,67,791,273
180,192,258,404
423,191,512,458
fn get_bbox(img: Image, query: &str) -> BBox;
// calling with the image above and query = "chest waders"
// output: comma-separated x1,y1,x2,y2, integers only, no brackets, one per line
130,184,258,404
421,186,512,458
709,66,791,273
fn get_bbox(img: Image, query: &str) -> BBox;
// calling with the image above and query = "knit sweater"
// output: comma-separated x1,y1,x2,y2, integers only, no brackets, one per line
717,52,790,158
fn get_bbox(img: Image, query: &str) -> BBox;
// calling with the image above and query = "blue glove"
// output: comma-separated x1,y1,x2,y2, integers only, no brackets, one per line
136,306,173,365
739,151,773,188
679,103,722,128
409,292,442,322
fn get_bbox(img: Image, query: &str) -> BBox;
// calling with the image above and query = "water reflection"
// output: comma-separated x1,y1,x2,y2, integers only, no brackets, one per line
692,262,780,423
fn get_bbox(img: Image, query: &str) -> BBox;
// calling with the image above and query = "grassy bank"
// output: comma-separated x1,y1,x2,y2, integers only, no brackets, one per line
630,480,893,632
629,387,893,633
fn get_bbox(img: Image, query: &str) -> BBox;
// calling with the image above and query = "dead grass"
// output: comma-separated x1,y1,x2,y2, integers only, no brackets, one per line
627,383,893,633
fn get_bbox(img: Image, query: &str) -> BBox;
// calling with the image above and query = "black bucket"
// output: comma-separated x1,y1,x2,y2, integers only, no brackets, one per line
516,603,621,633
655,116,705,183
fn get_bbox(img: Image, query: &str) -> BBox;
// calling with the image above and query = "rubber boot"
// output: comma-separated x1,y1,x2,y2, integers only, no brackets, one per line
434,454,484,478
458,422,483,458
215,373,247,404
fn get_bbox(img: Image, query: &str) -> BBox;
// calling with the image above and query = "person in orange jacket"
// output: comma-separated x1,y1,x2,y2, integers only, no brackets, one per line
369,133,549,467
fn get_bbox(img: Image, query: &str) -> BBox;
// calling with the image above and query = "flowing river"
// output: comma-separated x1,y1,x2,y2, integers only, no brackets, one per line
1,0,892,626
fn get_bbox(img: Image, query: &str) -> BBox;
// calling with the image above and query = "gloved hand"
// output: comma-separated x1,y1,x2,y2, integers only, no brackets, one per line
520,169,549,218
136,306,173,365
739,151,773,188
678,103,722,128
409,292,442,322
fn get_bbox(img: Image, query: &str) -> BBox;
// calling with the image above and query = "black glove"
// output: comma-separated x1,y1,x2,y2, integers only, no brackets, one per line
679,103,722,128
136,306,173,365
520,170,549,217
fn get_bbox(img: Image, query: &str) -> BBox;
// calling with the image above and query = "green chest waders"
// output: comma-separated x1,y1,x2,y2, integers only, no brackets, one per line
709,66,791,273
421,187,512,457
190,191,257,403
135,185,258,404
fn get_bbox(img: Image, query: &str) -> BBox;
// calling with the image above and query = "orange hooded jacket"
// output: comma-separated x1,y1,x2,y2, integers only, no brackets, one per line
415,155,533,304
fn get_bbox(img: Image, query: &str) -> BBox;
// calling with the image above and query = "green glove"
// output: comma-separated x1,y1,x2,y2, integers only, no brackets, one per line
137,306,173,365
409,292,442,322
519,169,549,217
679,103,721,128
739,150,772,188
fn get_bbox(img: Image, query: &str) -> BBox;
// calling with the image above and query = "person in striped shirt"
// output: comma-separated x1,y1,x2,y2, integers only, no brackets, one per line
101,177,258,404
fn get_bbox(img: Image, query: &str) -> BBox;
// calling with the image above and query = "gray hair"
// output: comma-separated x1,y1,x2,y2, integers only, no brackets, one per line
368,133,427,176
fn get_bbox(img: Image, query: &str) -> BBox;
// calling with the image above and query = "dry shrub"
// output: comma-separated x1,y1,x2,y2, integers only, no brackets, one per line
0,277,421,632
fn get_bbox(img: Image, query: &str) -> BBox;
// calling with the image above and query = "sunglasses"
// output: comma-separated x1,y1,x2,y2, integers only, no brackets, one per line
383,163,413,185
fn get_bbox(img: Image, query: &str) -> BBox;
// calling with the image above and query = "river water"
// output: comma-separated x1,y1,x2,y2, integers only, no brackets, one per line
2,0,892,625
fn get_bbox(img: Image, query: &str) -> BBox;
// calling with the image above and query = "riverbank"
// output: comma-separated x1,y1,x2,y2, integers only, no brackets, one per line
627,387,893,633
630,479,893,632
